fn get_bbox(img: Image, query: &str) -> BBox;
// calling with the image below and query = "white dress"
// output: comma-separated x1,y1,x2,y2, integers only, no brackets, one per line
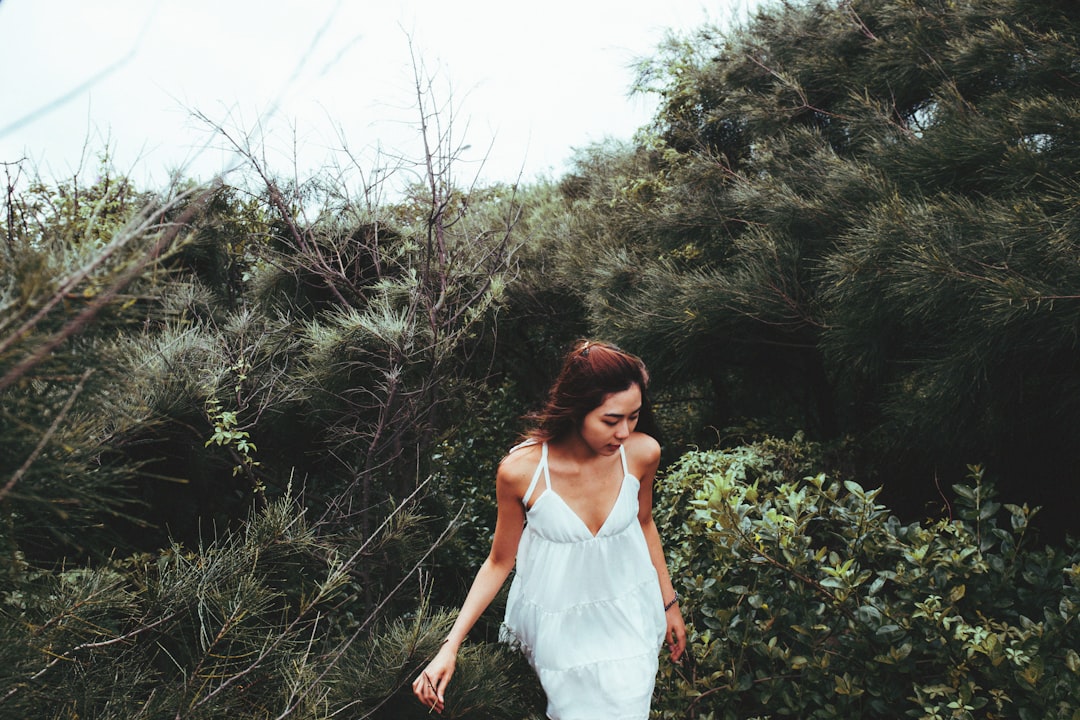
501,442,667,720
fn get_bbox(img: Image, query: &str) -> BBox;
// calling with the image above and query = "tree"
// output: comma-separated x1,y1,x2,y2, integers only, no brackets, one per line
555,0,1080,535
0,57,545,717
0,158,215,559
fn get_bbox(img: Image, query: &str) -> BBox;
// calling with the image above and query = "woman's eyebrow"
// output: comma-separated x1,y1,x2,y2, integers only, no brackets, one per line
603,406,643,418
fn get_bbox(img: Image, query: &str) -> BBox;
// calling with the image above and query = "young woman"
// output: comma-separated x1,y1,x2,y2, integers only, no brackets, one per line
413,340,686,718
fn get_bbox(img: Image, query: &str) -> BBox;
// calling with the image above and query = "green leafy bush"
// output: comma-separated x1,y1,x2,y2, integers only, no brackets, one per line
653,439,1079,720
429,383,524,566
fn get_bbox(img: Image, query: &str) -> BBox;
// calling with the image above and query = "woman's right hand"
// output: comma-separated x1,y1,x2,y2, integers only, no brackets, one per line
412,643,456,714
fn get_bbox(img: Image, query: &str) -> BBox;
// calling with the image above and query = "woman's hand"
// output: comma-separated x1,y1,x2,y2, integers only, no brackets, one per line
666,604,687,662
412,643,456,714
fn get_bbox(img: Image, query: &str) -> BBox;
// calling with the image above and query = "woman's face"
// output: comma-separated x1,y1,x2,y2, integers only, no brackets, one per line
578,383,642,455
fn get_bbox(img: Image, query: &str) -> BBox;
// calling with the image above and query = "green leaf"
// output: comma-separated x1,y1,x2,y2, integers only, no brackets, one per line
843,480,865,497
1066,649,1080,675
952,484,976,500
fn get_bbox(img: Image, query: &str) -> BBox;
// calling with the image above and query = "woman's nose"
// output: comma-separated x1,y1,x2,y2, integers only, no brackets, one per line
615,421,630,438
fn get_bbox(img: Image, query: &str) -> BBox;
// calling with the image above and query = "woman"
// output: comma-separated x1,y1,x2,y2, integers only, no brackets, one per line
413,340,686,718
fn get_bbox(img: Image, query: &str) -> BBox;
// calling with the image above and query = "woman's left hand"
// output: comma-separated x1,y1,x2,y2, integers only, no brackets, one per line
665,604,687,662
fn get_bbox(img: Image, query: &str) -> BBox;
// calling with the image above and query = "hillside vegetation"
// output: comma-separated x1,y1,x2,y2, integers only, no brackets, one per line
1,0,1077,717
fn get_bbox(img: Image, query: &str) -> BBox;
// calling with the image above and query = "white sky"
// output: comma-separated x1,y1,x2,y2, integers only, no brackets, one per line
0,0,752,191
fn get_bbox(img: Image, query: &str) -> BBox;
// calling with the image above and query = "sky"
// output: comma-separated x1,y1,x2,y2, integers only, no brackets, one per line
0,0,753,192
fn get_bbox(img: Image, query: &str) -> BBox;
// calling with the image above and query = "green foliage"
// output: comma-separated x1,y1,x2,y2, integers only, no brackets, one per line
7,156,154,252
2,496,327,719
430,382,525,576
469,180,592,401
0,493,539,719
653,439,1080,719
2,110,527,552
328,608,545,720
2,63,539,718
0,162,213,558
556,0,1080,534
7,4,1080,717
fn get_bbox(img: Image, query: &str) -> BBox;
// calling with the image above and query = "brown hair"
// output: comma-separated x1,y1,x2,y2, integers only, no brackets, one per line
523,339,660,443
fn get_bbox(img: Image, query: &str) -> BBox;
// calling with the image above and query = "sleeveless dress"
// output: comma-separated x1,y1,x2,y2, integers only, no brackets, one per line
500,442,667,720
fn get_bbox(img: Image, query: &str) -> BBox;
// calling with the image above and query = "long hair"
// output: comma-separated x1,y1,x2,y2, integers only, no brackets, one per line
523,339,660,443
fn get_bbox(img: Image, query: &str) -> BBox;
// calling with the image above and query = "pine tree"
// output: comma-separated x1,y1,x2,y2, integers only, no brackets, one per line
557,0,1080,534
1,61,544,716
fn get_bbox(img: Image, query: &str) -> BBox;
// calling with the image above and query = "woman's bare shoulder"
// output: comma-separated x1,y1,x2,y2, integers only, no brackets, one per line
626,432,661,463
497,442,542,493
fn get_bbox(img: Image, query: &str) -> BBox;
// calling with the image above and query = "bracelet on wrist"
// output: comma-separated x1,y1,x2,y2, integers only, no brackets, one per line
663,591,679,611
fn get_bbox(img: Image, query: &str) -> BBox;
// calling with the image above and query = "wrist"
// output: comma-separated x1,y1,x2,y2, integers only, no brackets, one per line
663,590,679,612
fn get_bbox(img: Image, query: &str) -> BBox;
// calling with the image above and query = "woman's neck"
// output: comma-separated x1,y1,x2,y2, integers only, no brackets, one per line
552,431,605,464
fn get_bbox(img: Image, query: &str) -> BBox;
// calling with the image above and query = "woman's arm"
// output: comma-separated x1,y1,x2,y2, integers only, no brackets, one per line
633,434,687,662
412,450,532,713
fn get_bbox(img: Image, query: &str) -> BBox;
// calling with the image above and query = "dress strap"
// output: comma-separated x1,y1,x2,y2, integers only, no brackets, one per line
508,438,537,454
522,442,549,506
618,444,629,477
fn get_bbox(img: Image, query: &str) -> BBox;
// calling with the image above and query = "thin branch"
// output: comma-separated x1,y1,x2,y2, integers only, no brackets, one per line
1,368,93,502
186,479,453,720
0,188,209,391
0,186,192,361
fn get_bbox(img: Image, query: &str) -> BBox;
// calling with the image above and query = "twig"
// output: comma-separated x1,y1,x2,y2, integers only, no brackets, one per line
1,368,93,502
0,190,209,392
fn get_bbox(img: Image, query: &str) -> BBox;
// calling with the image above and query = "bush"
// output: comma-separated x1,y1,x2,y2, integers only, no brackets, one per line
653,438,1080,720
0,493,545,720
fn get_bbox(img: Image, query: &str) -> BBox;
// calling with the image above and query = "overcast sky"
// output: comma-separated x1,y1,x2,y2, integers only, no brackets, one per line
0,0,752,190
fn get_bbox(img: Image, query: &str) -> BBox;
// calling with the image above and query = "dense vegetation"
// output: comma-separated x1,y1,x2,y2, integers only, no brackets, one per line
564,0,1080,534
2,0,1077,717
654,439,1078,720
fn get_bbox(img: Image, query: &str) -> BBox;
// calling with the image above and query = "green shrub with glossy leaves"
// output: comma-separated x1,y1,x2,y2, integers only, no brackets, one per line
653,438,1079,720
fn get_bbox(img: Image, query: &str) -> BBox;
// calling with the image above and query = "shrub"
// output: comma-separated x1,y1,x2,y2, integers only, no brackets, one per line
653,438,1080,720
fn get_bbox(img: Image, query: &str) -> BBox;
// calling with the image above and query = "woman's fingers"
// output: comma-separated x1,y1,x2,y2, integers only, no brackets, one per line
667,617,687,661
433,673,448,712
413,668,447,714
414,648,456,713
412,672,439,712
426,672,444,708
672,630,686,661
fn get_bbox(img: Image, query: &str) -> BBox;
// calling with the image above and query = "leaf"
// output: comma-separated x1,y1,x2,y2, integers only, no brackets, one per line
1066,649,1080,674
952,484,975,500
843,480,865,497
857,604,882,623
